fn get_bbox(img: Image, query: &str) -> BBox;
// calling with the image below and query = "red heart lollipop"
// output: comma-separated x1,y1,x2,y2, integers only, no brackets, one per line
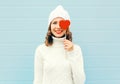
59,20,70,30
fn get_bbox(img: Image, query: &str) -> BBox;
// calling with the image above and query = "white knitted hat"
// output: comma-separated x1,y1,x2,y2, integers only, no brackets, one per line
48,5,70,25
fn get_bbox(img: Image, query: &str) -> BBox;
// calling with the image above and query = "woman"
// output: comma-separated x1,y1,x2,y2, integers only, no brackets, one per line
33,5,86,84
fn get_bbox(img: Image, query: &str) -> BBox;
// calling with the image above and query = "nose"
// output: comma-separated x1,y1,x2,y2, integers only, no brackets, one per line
56,23,61,29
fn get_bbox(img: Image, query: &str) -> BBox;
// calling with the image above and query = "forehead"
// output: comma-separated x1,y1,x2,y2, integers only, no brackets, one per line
52,17,64,22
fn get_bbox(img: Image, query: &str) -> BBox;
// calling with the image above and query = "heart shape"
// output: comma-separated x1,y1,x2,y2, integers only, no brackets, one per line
59,20,70,30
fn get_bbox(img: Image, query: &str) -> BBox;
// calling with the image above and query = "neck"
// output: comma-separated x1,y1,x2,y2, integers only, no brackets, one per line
52,36,66,47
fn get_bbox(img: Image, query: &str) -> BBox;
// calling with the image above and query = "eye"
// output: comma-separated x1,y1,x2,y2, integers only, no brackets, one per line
52,21,57,24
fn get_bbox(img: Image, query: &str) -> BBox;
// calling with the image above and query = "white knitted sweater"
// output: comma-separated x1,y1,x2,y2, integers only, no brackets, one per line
33,37,86,84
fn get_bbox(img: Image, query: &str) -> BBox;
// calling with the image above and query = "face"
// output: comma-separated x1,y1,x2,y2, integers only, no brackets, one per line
51,17,66,38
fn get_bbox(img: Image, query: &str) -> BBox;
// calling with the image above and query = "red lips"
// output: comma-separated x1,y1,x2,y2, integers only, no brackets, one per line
59,20,70,30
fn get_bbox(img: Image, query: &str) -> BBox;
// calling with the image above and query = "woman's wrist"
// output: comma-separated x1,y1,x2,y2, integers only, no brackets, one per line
68,45,74,51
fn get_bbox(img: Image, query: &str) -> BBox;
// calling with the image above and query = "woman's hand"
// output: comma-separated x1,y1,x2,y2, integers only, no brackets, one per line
64,39,74,51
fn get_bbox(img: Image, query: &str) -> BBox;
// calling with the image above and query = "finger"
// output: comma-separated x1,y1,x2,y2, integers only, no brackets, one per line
64,43,68,47
64,44,70,49
63,39,67,43
64,46,69,50
63,40,68,45
64,39,69,42
65,40,71,44
64,40,70,44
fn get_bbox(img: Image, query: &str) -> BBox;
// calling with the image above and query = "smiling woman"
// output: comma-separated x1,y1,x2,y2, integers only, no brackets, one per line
33,5,86,84
51,17,67,38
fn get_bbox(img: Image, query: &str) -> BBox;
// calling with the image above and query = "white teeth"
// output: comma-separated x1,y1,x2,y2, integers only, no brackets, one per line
54,28,63,34
55,30,62,34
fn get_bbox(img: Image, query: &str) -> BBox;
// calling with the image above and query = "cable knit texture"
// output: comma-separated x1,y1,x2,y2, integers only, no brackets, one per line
33,37,86,84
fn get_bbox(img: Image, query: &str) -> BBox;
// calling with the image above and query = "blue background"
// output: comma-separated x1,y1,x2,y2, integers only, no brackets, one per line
0,0,120,84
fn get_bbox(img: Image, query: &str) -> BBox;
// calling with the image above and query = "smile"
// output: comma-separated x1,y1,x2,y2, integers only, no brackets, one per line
55,30,63,34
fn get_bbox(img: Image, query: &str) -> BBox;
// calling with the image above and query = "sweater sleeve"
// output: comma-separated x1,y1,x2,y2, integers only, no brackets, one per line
33,46,43,84
66,45,86,84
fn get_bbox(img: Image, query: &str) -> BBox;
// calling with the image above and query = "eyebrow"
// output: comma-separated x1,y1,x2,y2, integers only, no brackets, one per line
53,20,57,22
52,21,58,23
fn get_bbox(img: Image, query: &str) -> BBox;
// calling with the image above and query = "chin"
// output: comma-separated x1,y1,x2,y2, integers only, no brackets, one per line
53,33,65,38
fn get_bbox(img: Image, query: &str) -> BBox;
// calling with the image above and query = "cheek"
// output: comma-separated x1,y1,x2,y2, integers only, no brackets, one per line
51,24,56,30
50,25,54,32
62,30,66,34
